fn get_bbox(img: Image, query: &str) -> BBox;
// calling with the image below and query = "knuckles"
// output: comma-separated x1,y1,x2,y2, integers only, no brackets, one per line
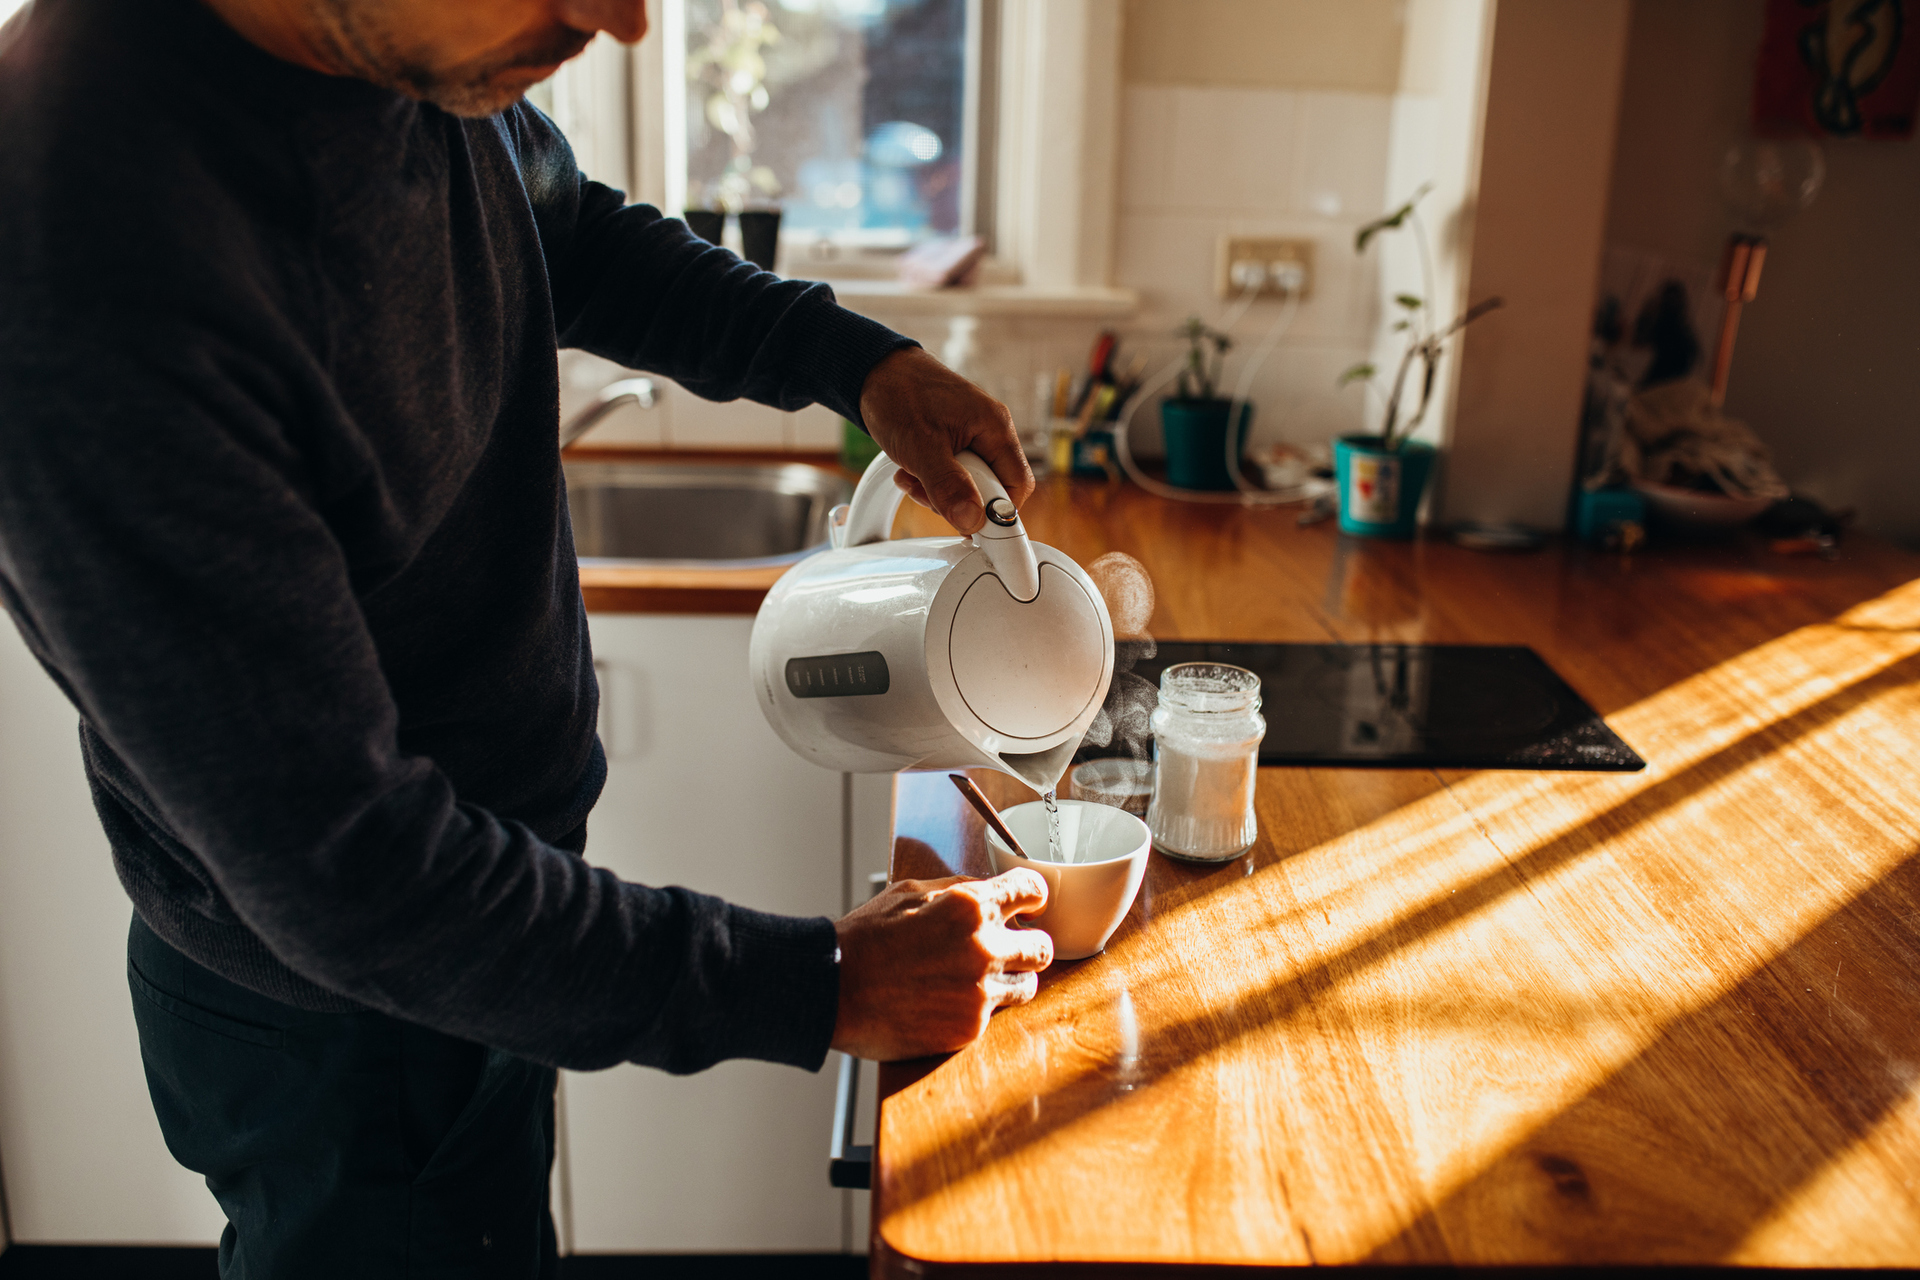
935,886,989,930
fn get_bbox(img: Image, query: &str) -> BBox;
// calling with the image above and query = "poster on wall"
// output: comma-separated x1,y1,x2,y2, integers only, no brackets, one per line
1753,0,1920,138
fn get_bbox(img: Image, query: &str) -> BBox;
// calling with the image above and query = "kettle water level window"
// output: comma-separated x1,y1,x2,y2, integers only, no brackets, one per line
664,0,993,256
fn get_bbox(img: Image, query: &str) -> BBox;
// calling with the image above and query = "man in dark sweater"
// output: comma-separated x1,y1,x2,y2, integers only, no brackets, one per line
0,0,1052,1272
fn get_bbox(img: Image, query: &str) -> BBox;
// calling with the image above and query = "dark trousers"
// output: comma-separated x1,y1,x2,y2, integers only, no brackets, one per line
128,915,560,1279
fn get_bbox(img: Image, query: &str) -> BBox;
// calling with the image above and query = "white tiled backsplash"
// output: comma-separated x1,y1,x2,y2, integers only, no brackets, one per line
556,348,851,451
1114,85,1391,455
563,86,1394,457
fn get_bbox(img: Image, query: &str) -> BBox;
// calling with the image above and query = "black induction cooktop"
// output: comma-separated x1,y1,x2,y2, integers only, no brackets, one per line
1098,641,1644,772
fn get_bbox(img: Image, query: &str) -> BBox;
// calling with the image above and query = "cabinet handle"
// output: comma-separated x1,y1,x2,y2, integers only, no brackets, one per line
829,1051,871,1190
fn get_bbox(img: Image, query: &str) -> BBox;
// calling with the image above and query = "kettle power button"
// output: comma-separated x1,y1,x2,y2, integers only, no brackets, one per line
983,497,1019,527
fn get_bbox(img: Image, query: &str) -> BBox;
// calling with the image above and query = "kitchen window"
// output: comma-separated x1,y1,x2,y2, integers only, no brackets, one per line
542,0,1125,304
669,0,994,261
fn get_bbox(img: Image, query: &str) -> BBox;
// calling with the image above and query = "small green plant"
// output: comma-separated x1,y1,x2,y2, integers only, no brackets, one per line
1339,184,1503,450
1173,317,1233,401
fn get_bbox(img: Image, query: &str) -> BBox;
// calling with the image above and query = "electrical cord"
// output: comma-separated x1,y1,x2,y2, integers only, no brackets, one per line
1101,281,1255,503
1111,271,1321,506
1225,275,1306,499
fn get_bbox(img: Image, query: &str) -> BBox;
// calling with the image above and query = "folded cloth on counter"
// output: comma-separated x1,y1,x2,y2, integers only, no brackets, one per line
1622,379,1790,500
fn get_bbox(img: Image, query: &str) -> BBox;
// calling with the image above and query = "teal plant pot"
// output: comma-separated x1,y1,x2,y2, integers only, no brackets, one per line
1159,399,1253,491
1333,436,1437,538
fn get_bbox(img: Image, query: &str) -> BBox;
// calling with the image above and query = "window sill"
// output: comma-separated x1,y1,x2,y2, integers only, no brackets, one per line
820,280,1139,320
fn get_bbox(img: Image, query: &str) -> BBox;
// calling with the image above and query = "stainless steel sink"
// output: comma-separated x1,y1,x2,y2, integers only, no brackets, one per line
564,459,852,567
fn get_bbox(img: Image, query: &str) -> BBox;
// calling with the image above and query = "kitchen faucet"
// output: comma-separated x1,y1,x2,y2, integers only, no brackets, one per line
559,377,655,450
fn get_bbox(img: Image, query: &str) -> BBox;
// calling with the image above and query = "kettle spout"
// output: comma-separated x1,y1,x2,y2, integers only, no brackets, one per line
996,741,1082,794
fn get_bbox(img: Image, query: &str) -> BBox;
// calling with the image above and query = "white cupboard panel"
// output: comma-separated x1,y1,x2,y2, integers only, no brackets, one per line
564,1060,839,1252
567,614,846,1252
580,615,842,917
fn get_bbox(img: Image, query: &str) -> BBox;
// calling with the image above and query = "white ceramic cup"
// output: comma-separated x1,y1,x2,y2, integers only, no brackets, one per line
983,799,1151,960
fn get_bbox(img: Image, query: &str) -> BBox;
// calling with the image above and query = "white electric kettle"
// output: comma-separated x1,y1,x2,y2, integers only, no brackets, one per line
749,450,1114,790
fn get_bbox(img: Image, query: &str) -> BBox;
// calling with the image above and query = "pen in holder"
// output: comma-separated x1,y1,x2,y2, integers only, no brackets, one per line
1045,415,1119,481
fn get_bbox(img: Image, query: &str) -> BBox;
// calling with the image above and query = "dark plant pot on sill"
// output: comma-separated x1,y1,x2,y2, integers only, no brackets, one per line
738,209,782,271
1333,435,1436,538
1159,398,1252,491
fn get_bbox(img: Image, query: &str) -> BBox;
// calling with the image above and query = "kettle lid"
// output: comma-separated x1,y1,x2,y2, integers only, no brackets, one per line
947,563,1108,739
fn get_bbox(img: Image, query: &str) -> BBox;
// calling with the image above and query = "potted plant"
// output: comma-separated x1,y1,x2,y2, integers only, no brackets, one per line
687,0,784,268
1159,317,1252,491
1336,185,1503,537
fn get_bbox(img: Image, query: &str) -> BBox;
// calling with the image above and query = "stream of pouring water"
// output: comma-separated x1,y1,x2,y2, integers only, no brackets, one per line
1042,789,1066,864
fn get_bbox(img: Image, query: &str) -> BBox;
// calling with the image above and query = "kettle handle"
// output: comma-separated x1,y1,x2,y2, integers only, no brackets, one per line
843,450,1041,602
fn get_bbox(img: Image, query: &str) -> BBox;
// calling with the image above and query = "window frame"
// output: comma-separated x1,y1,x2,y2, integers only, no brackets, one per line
603,0,1125,296
652,0,986,267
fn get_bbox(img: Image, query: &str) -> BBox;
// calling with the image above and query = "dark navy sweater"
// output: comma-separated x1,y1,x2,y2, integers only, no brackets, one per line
0,0,913,1071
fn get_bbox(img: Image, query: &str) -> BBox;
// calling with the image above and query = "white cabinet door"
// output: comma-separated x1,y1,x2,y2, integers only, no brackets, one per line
0,608,851,1249
563,614,847,1253
0,623,226,1243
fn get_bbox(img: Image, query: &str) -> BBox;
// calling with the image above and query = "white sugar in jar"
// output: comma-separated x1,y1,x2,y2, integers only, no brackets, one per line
1147,663,1264,861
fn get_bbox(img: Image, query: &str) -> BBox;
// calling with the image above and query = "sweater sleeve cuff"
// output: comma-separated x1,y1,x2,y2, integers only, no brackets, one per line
786,289,919,434
710,904,841,1072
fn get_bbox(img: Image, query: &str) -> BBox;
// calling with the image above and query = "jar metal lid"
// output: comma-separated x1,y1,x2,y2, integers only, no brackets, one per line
1158,662,1262,714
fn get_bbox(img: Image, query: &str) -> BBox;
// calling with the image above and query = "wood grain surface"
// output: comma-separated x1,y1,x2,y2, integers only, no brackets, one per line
578,563,788,615
872,477,1920,1271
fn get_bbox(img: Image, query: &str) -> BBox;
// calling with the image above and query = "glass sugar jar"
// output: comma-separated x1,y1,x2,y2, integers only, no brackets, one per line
1147,663,1264,861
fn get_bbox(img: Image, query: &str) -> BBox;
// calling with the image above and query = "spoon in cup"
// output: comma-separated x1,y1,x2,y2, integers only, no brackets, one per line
948,774,1035,862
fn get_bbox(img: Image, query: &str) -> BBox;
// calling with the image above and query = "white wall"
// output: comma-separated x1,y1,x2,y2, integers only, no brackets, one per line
557,348,850,451
1369,0,1495,458
0,624,226,1244
1048,0,1411,457
1441,0,1633,529
1108,80,1390,454
1120,0,1405,92
1603,0,1920,545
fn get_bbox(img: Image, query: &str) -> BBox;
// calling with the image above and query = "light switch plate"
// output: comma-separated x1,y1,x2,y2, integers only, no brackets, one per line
1216,237,1314,299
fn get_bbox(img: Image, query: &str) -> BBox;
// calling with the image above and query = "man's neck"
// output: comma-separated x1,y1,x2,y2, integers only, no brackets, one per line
197,0,340,75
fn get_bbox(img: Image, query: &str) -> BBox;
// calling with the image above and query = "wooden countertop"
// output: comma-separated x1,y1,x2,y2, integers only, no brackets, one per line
871,479,1920,1271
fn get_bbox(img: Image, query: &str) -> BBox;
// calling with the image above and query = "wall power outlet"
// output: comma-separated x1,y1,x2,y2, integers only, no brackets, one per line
1215,237,1314,299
